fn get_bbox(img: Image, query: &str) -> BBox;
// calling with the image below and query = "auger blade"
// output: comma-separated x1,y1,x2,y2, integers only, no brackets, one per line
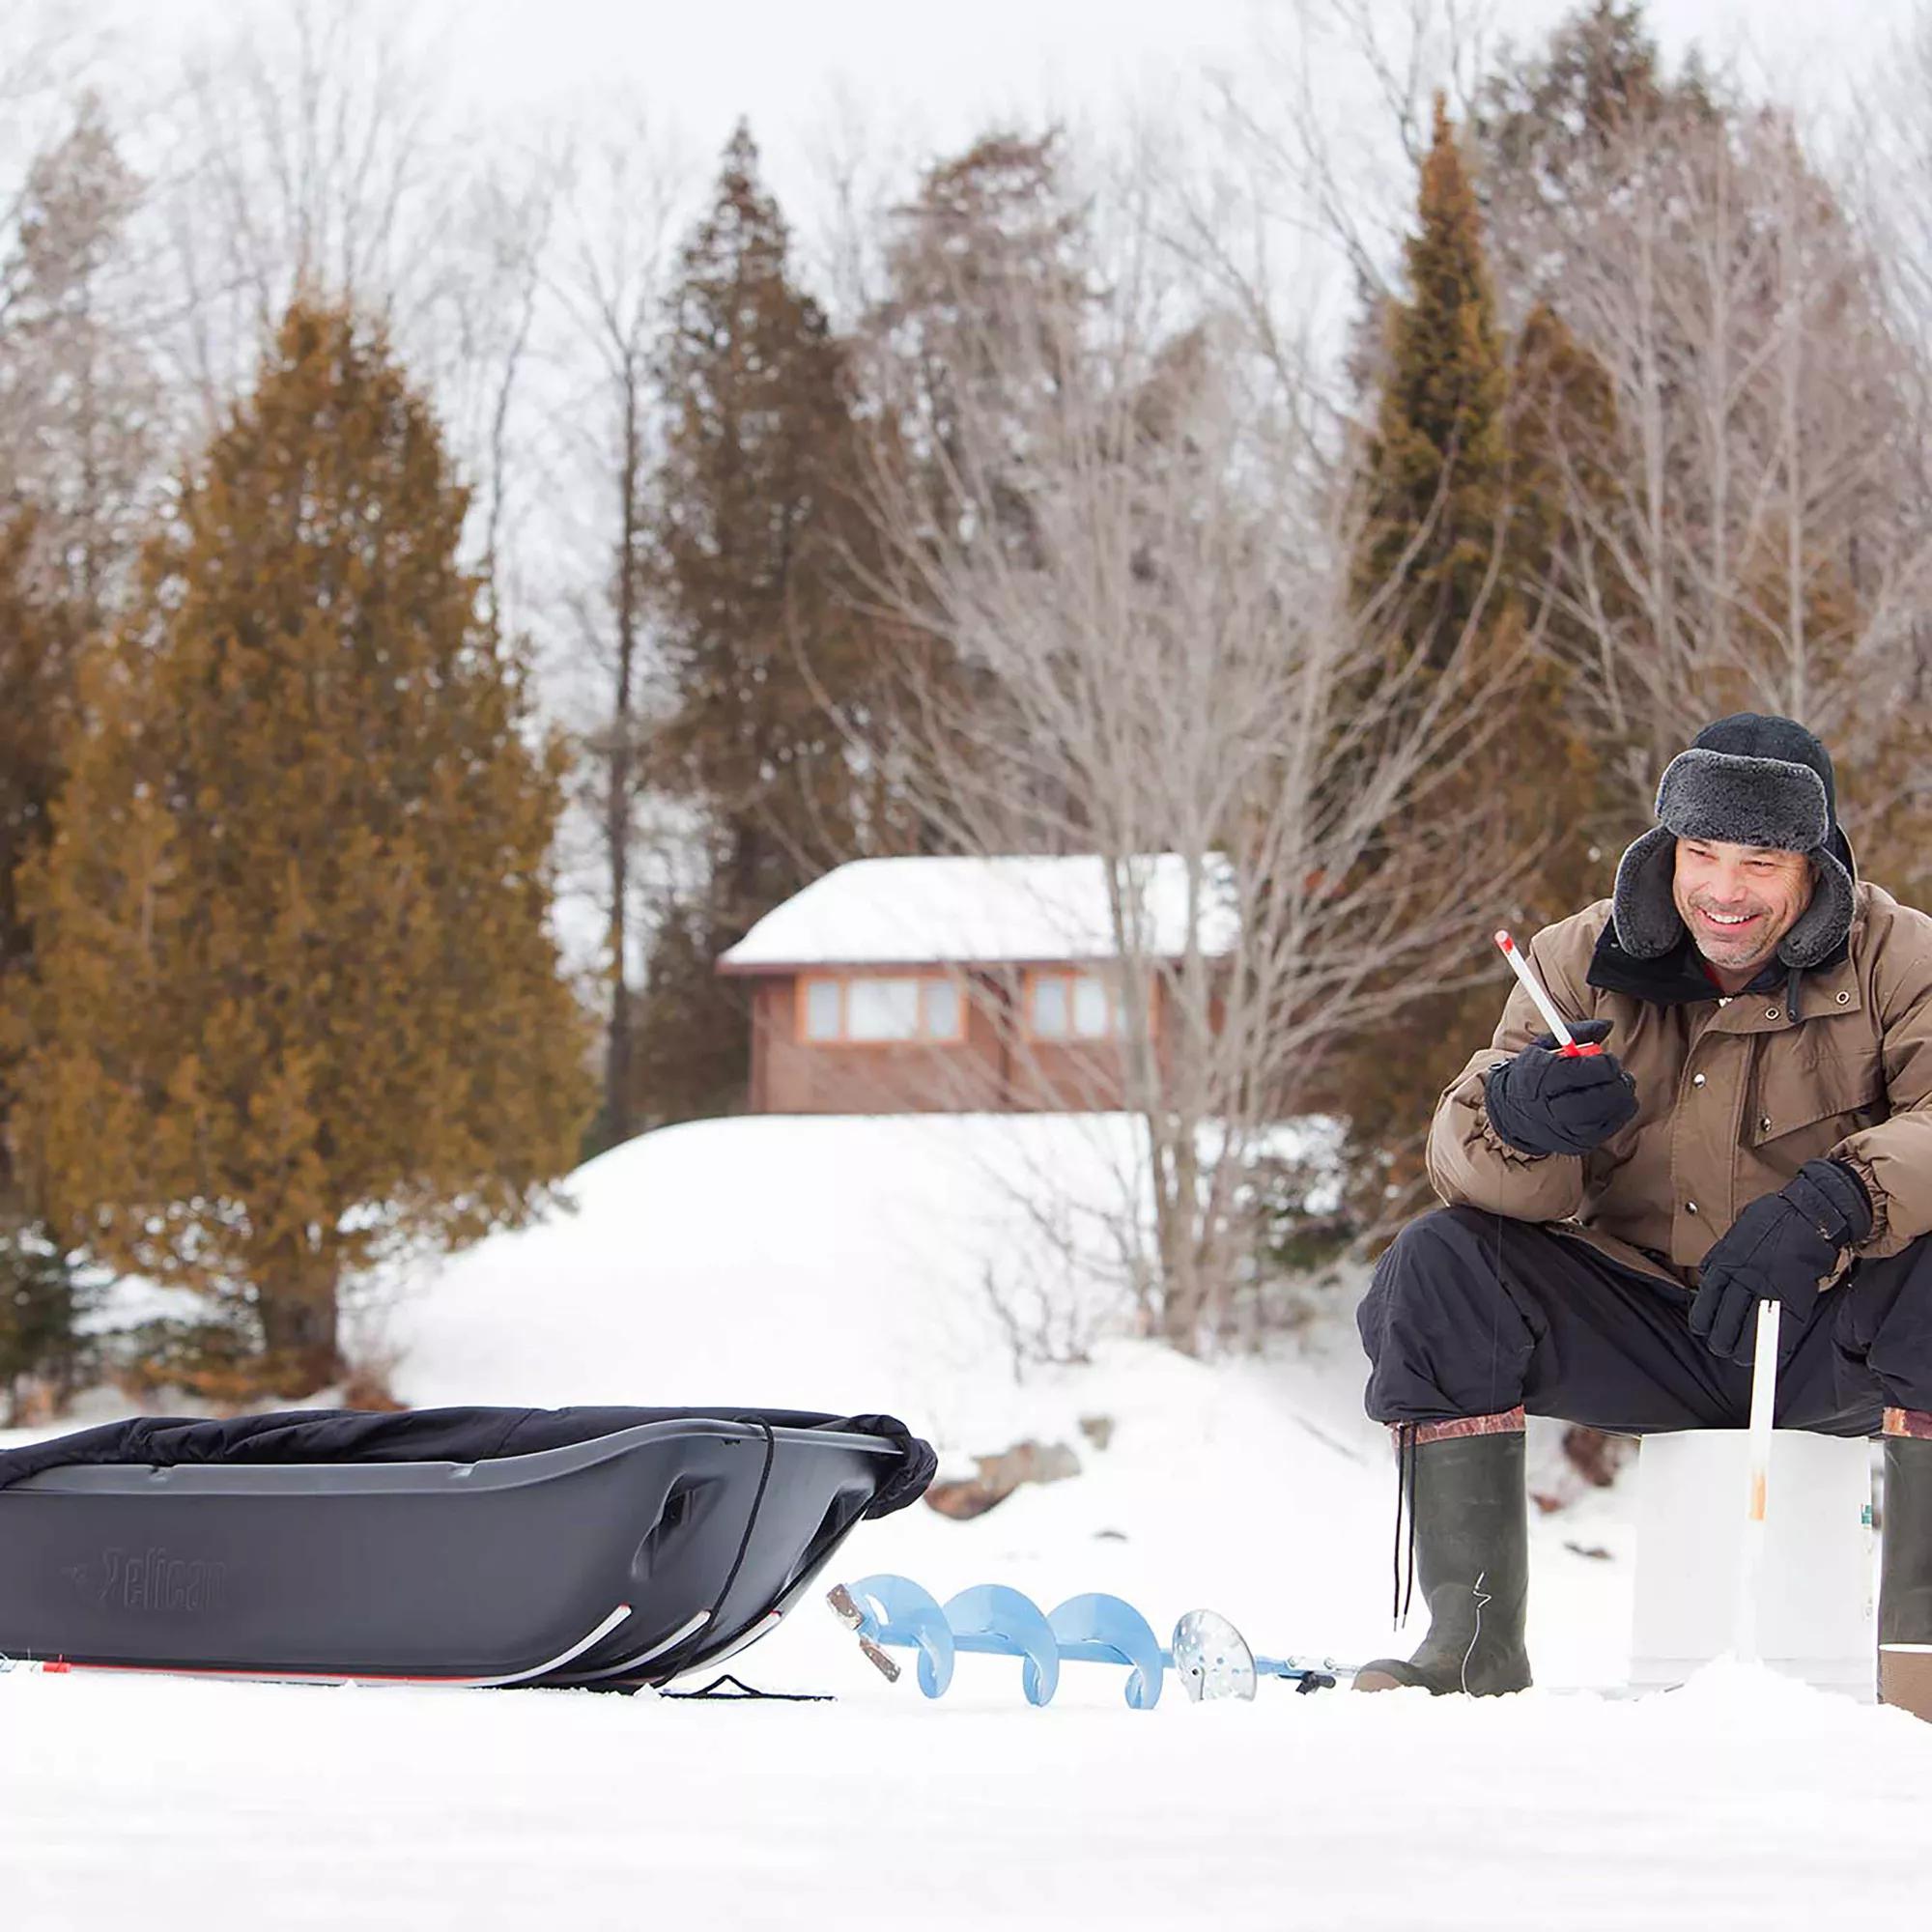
1171,1608,1258,1703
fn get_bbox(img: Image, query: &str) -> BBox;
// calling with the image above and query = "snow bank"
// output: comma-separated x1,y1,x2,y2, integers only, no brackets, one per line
388,1112,1631,1681
390,1112,1157,1447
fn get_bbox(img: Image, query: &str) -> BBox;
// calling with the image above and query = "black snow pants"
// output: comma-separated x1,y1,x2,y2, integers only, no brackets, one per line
1358,1206,1932,1435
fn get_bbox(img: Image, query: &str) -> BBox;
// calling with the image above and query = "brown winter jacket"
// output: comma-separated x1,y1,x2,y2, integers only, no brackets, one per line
1427,882,1932,1289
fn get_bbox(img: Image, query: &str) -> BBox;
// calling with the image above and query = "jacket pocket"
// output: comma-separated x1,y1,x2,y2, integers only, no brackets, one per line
1747,1059,1886,1148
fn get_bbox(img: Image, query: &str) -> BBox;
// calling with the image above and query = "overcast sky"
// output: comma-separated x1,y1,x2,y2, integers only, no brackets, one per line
448,0,1913,142
104,0,1918,198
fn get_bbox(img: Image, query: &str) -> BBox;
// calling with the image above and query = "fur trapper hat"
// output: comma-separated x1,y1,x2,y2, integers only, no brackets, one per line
1610,713,1858,971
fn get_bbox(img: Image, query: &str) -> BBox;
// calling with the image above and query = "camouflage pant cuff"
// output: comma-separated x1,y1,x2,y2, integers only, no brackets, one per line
1397,1406,1527,1447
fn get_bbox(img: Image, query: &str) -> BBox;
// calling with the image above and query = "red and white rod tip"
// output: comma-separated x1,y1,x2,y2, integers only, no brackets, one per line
1493,927,1583,1051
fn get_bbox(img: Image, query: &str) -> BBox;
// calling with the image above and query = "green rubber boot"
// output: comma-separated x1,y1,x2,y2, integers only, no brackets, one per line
1879,1434,1932,1719
1354,1430,1532,1696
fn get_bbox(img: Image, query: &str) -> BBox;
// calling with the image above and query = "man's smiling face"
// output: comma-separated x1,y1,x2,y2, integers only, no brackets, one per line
1671,837,1816,991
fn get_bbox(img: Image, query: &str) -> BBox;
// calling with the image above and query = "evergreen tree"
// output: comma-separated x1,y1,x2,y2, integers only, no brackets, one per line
1472,1,1724,332
872,128,1089,521
635,123,870,1125
859,129,1095,855
629,894,737,1134
0,1221,97,1424
13,301,595,1390
1353,97,1514,664
0,512,82,1057
1506,298,1650,856
1334,99,1599,1219
0,509,94,1401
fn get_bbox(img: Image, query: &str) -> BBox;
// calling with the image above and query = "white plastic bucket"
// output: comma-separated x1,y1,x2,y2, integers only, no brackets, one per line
1629,1429,1874,1696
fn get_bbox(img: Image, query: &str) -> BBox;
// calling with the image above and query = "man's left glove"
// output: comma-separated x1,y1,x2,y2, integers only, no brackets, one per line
1688,1159,1874,1365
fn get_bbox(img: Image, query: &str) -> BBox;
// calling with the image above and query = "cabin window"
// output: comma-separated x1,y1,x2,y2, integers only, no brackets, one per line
1025,968,1122,1040
923,976,961,1038
803,978,843,1041
796,973,966,1045
848,976,922,1041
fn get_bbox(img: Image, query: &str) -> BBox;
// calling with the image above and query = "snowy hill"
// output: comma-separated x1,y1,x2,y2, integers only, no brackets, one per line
392,1112,1159,1440
386,1113,1630,1682
6,1112,1932,1930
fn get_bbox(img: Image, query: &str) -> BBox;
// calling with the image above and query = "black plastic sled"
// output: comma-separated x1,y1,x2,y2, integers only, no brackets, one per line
0,1404,935,1689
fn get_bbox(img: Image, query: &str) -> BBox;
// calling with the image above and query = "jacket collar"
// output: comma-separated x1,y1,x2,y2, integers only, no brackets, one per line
1587,898,1857,1016
1587,923,1774,1007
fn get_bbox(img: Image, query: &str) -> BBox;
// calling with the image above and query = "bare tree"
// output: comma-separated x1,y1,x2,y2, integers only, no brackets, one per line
147,6,613,639
1520,100,1932,817
542,126,686,1149
0,93,167,624
847,249,1537,1349
1190,0,1496,331
1843,2,1932,749
152,0,458,433
1861,9,1932,385
0,5,98,254
416,144,568,634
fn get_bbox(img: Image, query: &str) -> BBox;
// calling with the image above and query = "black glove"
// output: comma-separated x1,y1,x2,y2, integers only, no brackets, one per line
1688,1159,1874,1365
1482,1018,1638,1156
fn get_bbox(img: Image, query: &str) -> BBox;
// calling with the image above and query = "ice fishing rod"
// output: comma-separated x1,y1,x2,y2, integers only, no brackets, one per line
1493,930,1602,1057
1735,1300,1781,1663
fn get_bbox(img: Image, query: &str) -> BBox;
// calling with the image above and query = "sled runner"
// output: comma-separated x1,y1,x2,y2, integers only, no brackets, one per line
0,1405,933,1688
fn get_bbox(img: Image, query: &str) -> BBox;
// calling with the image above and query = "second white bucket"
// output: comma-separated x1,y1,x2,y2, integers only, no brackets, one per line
1628,1428,1874,1696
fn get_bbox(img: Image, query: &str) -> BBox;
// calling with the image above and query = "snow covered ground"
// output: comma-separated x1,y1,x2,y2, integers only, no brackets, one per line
4,1115,1930,1930
7,1649,1928,1931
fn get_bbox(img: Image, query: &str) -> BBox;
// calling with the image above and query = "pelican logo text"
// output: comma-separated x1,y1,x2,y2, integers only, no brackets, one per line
94,1548,228,1615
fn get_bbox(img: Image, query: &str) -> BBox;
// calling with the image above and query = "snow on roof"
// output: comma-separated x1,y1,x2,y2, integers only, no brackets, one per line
717,853,1239,972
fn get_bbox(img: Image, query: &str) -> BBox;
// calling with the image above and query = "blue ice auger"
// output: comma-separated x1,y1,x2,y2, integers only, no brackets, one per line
827,1573,1346,1709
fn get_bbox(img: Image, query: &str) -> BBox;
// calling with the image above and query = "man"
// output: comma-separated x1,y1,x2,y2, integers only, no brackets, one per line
1355,713,1932,1695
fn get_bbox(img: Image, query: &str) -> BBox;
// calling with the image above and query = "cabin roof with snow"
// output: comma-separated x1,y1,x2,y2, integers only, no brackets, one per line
715,854,1238,975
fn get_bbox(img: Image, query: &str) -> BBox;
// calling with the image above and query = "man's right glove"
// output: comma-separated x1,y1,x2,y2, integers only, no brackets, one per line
1482,1017,1638,1157
1688,1159,1873,1365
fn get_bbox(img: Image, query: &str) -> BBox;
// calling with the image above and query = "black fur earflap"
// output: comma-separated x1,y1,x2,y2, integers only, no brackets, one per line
1610,825,1683,961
